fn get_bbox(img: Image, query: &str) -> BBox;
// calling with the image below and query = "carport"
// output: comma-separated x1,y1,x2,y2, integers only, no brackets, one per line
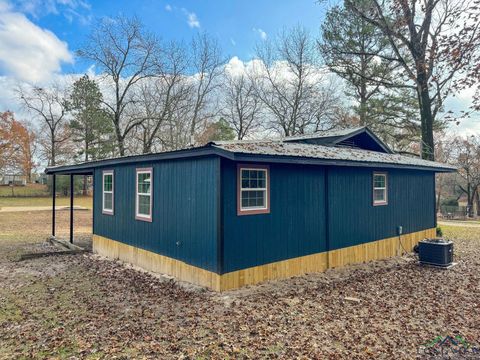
45,167,94,245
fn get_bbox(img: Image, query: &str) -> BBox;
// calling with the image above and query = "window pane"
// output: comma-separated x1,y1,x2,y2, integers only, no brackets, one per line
104,174,112,191
137,172,151,194
138,194,151,215
104,193,113,210
374,189,385,202
241,169,267,189
241,190,265,209
374,175,385,188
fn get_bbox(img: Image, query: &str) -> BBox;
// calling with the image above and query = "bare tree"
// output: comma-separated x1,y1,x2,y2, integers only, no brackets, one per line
130,41,192,153
452,135,480,217
17,84,70,166
434,131,456,212
253,26,340,136
77,16,159,156
345,0,480,160
187,33,224,143
221,72,263,140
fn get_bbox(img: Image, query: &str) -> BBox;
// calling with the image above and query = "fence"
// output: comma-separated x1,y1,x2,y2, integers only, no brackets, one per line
439,205,468,220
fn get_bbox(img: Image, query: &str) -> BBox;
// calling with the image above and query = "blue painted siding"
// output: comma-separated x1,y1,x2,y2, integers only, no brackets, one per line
221,160,327,273
221,161,435,273
93,156,220,272
327,167,435,250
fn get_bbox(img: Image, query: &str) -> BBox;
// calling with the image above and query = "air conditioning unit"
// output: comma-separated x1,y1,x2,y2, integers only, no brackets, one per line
418,238,453,267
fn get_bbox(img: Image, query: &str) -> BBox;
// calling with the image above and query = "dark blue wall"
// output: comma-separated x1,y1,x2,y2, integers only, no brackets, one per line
221,161,435,273
221,160,328,273
327,167,435,250
93,155,436,276
93,156,220,272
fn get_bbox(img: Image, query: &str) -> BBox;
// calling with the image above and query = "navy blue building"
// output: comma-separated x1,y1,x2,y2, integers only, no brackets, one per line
46,127,455,291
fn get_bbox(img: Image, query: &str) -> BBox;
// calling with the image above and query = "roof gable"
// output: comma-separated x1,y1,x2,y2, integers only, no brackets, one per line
283,127,393,154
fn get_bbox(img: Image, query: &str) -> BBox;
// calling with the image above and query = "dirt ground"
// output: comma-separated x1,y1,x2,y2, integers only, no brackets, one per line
1,211,479,359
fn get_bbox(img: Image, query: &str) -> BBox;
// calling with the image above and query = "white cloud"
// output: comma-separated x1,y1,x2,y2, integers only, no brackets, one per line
165,4,172,11
253,28,267,40
180,8,200,28
225,56,245,77
186,11,200,28
10,0,91,23
0,2,73,83
230,38,236,46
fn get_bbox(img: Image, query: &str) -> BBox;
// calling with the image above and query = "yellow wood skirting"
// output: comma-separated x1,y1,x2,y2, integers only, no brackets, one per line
93,228,435,292
93,235,221,291
220,228,435,291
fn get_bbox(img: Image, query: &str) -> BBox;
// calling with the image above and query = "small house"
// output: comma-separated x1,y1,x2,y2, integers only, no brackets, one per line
45,127,455,291
0,174,27,186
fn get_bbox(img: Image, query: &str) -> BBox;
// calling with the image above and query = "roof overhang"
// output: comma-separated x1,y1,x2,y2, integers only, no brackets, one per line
44,143,456,175
225,152,455,173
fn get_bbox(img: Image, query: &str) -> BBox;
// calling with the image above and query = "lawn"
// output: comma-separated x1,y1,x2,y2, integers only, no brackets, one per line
0,184,49,197
0,195,93,209
0,214,479,359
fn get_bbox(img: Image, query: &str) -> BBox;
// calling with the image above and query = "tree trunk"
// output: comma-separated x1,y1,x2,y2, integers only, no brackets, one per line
475,190,480,216
114,123,125,156
83,141,89,196
467,183,474,217
50,131,56,166
416,76,435,161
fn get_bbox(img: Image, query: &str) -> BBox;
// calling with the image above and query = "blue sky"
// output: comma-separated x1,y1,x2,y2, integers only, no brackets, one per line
6,0,328,76
0,0,477,134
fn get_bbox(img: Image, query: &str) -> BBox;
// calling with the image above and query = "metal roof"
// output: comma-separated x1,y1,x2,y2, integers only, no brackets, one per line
210,140,456,172
282,126,365,141
45,133,456,174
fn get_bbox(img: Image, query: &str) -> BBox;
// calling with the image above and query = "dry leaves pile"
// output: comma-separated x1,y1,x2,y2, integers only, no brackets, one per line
0,223,479,359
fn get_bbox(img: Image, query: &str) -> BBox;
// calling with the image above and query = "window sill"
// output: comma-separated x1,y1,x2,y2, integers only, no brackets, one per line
135,215,152,222
237,208,270,216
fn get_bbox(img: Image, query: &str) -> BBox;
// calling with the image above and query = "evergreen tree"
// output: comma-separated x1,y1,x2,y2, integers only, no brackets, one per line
67,75,114,162
319,1,422,150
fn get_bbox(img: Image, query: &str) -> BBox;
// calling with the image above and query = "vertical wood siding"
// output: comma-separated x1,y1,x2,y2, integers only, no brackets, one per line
327,167,435,250
222,161,435,274
222,160,327,273
93,156,220,272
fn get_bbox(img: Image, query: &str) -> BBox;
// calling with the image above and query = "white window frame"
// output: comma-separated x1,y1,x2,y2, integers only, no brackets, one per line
373,172,388,206
136,168,153,222
238,165,270,215
102,170,114,215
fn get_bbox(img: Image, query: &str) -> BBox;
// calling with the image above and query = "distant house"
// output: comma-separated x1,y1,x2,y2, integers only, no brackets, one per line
0,174,27,186
45,127,455,291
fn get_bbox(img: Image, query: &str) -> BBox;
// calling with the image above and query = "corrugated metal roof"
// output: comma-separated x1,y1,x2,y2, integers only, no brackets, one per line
282,127,365,141
45,132,456,174
211,140,456,171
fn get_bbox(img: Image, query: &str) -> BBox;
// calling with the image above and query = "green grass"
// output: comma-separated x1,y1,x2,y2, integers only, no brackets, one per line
0,184,49,197
442,225,480,240
0,196,93,209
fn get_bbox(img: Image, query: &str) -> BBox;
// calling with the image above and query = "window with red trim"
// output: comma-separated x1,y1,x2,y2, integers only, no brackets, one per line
373,172,388,206
237,165,270,215
136,168,153,221
102,170,114,215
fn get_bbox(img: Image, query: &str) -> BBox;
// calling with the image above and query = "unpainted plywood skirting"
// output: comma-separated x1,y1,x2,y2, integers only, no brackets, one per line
93,228,436,292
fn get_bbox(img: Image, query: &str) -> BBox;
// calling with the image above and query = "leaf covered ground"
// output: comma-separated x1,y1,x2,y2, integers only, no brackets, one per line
0,211,479,359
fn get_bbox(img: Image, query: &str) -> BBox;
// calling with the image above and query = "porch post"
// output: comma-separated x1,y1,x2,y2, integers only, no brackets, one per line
70,174,74,244
52,174,56,237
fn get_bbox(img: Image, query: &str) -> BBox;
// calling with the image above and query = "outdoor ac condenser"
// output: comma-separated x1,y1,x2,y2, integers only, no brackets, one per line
418,239,454,267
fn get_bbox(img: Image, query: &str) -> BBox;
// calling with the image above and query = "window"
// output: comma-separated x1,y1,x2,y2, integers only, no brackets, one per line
102,170,114,215
237,164,270,215
373,172,388,206
136,168,153,221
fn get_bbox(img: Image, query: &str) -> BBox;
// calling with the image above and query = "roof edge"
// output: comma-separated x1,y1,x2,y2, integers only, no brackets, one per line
44,144,227,175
